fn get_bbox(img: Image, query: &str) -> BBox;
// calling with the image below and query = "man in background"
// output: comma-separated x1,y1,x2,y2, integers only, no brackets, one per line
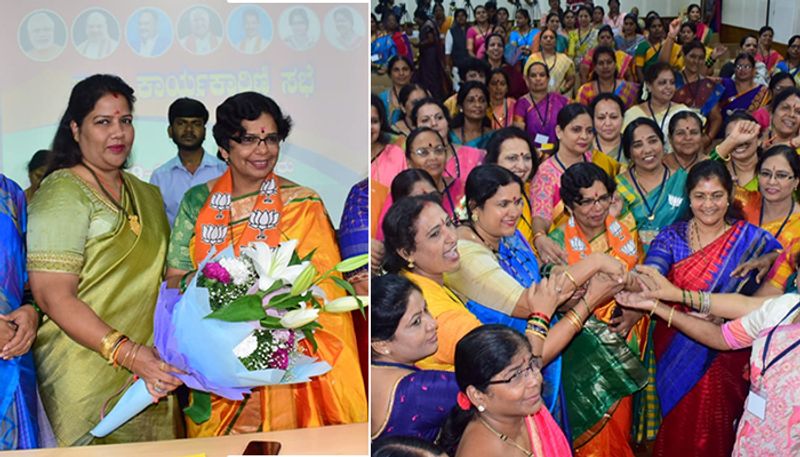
150,98,226,226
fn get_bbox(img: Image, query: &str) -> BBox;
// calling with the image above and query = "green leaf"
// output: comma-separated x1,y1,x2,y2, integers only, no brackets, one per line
205,294,266,322
267,293,310,310
300,248,317,263
259,316,283,328
334,253,369,273
331,276,358,297
302,329,319,353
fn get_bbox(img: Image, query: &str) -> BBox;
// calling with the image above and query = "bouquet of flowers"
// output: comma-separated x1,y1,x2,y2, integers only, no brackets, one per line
90,240,367,437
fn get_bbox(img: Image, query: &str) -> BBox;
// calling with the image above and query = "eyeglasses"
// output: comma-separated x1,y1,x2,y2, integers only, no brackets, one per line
758,170,795,182
413,145,448,158
231,133,281,149
735,64,753,70
575,193,613,207
487,358,541,386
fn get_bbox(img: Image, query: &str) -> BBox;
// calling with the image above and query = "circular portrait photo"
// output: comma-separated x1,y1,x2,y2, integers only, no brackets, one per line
126,7,173,58
278,6,320,52
72,8,121,60
18,9,67,62
227,6,273,54
177,5,223,55
323,6,366,51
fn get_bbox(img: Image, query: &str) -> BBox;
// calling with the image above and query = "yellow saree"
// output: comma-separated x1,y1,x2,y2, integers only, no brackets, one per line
27,169,180,446
168,177,366,436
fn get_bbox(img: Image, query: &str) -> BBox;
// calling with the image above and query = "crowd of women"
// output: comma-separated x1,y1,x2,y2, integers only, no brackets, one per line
371,1,800,456
1,74,369,449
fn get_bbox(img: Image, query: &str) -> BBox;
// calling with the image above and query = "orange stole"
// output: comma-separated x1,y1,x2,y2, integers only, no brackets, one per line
186,185,367,436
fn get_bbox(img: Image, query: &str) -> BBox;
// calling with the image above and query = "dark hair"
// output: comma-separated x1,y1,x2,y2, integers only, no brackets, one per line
382,194,443,273
643,61,674,85
687,3,702,14
645,14,662,31
734,52,756,68
390,168,439,201
622,13,640,33
372,93,392,144
168,97,209,124
682,39,705,57
593,6,606,17
590,93,625,117
557,103,592,130
405,126,445,159
620,117,664,159
725,110,759,129
410,97,451,127
459,58,491,81
398,83,429,110
488,67,510,89
47,74,136,177
597,25,614,40
464,164,526,222
560,162,616,208
516,9,531,21
439,325,532,455
28,149,52,174
769,73,797,95
370,274,423,343
454,8,467,18
484,32,505,52
680,21,697,35
788,35,800,49
576,5,592,18
485,126,540,180
372,435,444,457
388,55,415,76
414,7,429,22
758,25,774,37
213,92,292,153
740,34,757,48
757,145,800,185
668,110,704,137
525,60,550,78
545,11,562,27
452,81,491,129
770,87,800,113
685,160,742,221
591,45,618,81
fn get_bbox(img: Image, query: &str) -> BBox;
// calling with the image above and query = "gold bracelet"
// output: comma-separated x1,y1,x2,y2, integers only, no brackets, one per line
527,320,549,332
579,297,591,316
566,309,583,332
667,306,676,328
650,299,659,316
99,330,124,360
564,270,579,289
525,329,547,340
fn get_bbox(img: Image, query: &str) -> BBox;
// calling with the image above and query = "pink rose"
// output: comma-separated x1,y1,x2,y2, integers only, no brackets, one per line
202,262,232,284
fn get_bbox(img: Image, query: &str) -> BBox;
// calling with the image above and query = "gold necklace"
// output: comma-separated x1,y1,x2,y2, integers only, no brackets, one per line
691,219,728,251
477,415,533,457
81,163,141,236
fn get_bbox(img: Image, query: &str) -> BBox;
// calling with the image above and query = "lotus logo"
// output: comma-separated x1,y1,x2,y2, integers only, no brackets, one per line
569,237,586,253
201,224,229,245
209,192,231,219
668,195,683,208
608,220,623,239
260,179,278,203
249,210,280,239
621,240,637,256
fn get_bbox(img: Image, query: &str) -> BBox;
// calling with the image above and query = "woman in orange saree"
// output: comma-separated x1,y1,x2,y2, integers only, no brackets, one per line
166,92,366,436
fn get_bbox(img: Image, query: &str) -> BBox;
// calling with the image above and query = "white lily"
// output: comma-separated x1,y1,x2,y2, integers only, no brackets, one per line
324,296,368,313
241,240,309,291
280,305,320,329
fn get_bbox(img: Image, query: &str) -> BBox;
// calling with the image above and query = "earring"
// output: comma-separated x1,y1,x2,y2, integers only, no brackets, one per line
477,405,486,412
408,259,415,269
471,212,479,223
383,350,390,355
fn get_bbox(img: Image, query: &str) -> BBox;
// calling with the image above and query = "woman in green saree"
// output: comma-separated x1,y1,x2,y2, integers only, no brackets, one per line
26,74,183,446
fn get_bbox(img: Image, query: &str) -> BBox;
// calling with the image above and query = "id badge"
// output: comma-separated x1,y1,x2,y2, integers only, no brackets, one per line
746,388,766,420
535,134,550,145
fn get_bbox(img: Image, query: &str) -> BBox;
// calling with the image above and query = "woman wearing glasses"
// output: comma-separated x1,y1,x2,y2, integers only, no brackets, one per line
640,160,780,457
741,145,800,248
546,162,647,457
719,53,770,127
439,325,572,456
166,92,366,436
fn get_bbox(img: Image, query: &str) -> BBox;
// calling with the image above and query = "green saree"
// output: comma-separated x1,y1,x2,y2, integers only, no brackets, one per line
27,169,181,446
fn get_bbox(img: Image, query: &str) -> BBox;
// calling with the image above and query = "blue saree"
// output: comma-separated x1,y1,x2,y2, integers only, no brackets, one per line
462,231,570,439
644,220,780,457
0,175,47,450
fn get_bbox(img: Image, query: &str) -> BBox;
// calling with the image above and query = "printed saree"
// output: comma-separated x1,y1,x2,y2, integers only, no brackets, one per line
644,220,781,457
168,173,366,436
27,170,180,446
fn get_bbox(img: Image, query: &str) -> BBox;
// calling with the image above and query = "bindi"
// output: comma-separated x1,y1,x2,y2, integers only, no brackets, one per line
261,127,265,134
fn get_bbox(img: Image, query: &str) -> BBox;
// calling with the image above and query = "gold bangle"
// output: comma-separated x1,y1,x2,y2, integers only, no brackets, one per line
525,329,547,340
650,299,659,316
527,320,549,332
667,306,676,328
99,330,124,360
579,297,591,316
564,270,579,289
566,309,583,332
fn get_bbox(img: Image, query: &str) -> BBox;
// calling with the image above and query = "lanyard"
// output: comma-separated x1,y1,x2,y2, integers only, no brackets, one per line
530,93,550,128
758,198,794,241
760,299,800,380
629,166,669,221
646,99,672,135
553,151,587,172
